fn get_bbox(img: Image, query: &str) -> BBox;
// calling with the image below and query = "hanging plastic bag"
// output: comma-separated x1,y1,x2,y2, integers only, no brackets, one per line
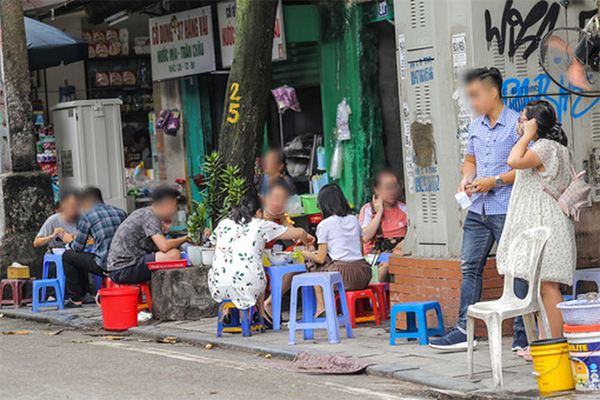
336,98,352,141
330,140,344,179
271,85,301,113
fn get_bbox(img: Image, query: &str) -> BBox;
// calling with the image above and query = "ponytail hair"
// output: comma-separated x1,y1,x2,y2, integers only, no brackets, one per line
230,192,262,225
524,100,568,146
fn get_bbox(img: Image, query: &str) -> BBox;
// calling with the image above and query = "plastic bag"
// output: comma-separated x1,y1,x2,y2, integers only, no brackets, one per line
271,85,301,113
336,98,352,140
330,140,344,179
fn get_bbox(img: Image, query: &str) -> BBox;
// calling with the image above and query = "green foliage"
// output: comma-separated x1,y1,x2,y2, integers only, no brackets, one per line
186,200,207,245
192,151,249,228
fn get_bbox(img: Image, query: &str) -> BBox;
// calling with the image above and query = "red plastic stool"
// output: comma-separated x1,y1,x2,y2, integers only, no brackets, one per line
104,278,151,312
1,278,34,309
337,288,381,328
368,282,390,321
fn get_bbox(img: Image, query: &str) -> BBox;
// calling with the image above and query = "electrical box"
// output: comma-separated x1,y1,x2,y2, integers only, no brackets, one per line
51,99,127,211
394,0,600,258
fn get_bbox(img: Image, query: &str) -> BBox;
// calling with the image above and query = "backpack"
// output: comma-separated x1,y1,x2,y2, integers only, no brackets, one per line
534,143,591,221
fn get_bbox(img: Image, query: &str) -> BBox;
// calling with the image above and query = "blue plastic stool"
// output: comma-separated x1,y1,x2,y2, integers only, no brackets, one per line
377,253,392,264
264,263,306,330
42,254,65,300
180,251,192,266
32,279,64,312
288,272,353,345
390,301,444,345
217,300,265,337
573,268,600,297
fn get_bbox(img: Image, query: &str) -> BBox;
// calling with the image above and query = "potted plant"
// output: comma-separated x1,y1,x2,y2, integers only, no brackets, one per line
186,151,249,266
186,200,207,266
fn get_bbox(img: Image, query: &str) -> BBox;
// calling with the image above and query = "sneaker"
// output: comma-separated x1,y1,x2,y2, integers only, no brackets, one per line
429,327,477,351
511,330,528,352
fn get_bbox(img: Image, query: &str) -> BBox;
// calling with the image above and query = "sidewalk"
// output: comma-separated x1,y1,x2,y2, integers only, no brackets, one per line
1,305,592,399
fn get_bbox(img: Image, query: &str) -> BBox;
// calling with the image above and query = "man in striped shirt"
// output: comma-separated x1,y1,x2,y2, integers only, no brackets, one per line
430,68,528,351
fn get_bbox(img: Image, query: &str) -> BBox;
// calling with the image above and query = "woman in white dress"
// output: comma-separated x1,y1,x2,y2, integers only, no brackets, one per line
497,100,576,339
208,193,314,323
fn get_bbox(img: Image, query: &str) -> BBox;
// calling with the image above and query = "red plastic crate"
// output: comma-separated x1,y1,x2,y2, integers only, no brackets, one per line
148,260,188,270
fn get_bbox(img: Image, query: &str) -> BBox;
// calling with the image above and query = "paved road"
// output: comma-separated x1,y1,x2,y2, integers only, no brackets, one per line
0,318,435,400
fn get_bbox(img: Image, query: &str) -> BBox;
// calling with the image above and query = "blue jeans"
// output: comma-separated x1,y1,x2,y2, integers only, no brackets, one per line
457,210,528,336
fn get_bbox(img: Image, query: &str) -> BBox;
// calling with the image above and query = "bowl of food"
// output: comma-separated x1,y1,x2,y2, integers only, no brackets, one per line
266,251,294,265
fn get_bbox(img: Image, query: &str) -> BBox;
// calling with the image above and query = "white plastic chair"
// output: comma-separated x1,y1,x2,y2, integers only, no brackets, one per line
467,226,552,387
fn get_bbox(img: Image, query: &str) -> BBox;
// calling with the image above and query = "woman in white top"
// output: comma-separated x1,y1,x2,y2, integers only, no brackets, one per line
302,184,372,317
497,100,576,339
209,193,314,315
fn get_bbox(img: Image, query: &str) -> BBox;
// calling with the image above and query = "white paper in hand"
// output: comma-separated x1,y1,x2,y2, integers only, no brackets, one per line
455,191,472,209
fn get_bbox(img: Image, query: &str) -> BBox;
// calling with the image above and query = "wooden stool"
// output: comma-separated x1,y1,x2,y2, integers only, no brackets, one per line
1,278,34,309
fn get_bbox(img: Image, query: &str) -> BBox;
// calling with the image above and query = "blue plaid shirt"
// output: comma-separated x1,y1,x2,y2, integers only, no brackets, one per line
466,106,521,215
69,202,127,270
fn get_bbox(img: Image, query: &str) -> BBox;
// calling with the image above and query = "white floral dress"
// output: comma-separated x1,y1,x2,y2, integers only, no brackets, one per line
208,217,288,309
497,139,576,285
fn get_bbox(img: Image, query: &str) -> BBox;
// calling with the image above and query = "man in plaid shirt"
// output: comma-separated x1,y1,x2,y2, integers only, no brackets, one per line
62,187,127,307
430,68,528,351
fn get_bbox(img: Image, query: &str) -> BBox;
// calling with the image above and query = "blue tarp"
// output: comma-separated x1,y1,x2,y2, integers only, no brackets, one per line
25,17,88,71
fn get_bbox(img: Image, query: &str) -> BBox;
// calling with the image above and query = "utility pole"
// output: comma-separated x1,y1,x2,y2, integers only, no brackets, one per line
219,0,279,180
0,0,53,278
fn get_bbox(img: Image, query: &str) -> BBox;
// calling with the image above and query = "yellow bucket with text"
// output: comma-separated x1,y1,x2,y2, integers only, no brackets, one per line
530,338,575,393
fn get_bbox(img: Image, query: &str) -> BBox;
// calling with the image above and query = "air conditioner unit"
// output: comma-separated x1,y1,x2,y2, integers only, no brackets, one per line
394,0,599,258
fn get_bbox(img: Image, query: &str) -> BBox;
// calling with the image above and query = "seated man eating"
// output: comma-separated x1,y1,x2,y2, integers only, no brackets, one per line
107,186,189,284
62,187,127,307
34,187,80,253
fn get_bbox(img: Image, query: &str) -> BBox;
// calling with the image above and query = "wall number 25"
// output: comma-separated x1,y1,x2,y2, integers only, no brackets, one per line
227,83,241,124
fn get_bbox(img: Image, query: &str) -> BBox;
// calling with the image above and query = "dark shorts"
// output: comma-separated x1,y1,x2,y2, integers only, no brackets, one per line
110,254,156,284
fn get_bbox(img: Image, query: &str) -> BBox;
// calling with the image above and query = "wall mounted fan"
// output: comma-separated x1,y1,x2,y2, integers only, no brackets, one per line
539,14,600,97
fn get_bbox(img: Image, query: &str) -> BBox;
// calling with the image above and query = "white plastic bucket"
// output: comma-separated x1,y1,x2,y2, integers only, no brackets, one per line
564,324,600,392
201,248,214,266
186,245,203,266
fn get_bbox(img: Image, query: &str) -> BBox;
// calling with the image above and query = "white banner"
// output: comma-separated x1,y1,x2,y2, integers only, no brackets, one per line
149,6,216,81
217,0,286,69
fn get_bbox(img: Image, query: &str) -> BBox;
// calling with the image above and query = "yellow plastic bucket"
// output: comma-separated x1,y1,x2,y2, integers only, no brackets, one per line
530,338,575,393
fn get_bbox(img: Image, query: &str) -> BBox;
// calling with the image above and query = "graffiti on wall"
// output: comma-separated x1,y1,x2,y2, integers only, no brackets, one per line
485,0,560,61
503,73,600,120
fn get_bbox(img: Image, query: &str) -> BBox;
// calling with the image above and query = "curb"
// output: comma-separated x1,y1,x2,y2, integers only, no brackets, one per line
4,309,532,397
1,308,102,329
129,325,485,394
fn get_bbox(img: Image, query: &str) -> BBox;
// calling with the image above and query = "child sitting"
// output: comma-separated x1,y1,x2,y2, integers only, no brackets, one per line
302,184,371,317
208,193,314,319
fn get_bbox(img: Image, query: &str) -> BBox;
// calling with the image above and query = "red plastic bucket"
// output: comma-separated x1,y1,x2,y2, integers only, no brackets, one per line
97,287,139,331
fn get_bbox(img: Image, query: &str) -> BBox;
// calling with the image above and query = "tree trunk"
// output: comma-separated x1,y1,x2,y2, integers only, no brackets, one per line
0,0,39,172
219,0,278,180
0,0,54,280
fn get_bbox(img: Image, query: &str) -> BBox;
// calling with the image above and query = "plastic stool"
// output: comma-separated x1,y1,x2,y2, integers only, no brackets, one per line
573,268,600,297
105,278,151,312
377,253,392,264
94,275,103,292
390,301,445,345
368,282,390,321
288,272,353,345
32,279,64,312
217,300,265,337
180,251,192,266
264,263,306,330
42,254,65,300
0,279,34,308
339,289,381,328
